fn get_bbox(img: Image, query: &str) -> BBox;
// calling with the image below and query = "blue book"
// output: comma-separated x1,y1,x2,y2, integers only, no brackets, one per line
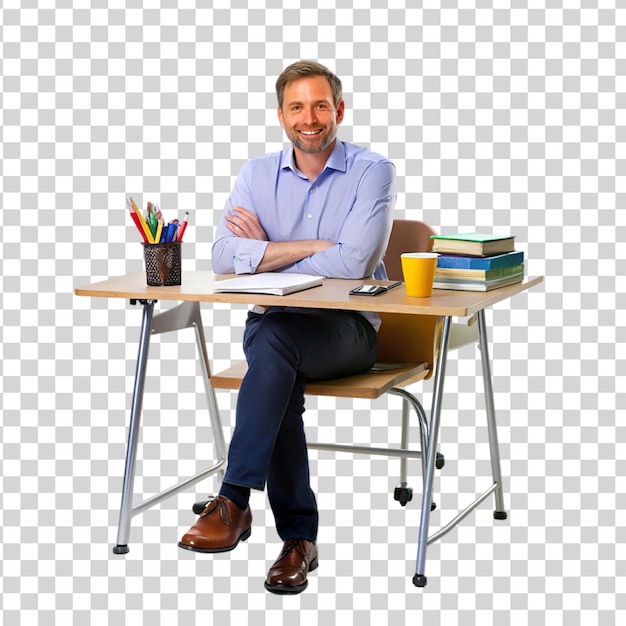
436,250,524,270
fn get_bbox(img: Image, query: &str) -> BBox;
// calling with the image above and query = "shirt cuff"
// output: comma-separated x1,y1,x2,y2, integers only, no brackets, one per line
232,240,269,274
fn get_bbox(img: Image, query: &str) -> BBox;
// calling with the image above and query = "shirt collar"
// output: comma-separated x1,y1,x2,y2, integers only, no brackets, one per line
282,141,347,175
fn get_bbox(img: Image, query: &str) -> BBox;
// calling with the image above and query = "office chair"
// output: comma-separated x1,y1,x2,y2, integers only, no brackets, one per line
196,220,478,513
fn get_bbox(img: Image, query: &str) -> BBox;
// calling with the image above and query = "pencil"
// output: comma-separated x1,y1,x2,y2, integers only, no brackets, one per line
177,212,189,242
129,196,154,243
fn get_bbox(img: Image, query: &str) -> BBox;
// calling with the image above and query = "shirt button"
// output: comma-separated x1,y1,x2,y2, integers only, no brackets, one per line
307,213,313,219
310,188,316,194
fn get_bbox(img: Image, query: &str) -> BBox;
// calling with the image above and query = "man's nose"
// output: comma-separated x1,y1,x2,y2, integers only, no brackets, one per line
302,106,318,125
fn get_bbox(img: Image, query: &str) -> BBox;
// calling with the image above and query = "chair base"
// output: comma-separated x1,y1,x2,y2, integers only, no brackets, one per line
393,486,438,511
393,485,413,506
193,500,210,515
413,574,428,588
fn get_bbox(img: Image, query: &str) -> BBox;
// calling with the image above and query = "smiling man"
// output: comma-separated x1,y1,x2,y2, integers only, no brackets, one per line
179,61,396,594
279,74,342,156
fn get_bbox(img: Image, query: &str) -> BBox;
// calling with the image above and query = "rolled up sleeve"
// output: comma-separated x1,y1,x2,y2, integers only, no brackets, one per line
211,163,270,274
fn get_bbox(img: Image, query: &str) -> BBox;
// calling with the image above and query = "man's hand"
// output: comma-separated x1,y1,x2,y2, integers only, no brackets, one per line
225,206,268,241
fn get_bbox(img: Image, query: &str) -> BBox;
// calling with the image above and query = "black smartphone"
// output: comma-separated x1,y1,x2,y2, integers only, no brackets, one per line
349,281,403,296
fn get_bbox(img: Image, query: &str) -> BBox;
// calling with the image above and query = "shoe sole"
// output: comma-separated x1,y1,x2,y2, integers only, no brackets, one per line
264,557,319,595
177,527,251,554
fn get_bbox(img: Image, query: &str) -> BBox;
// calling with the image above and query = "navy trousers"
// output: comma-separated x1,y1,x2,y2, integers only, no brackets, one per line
222,307,378,541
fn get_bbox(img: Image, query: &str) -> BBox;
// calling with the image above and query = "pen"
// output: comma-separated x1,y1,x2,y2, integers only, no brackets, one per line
165,220,177,242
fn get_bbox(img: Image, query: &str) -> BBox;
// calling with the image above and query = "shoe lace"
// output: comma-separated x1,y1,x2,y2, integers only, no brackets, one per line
200,495,226,518
279,538,307,559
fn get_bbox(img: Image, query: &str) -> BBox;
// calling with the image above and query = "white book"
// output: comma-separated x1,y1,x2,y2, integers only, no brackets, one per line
211,272,324,296
433,273,523,292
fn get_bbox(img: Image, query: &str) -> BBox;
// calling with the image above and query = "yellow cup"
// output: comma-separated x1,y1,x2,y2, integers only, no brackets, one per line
400,252,439,297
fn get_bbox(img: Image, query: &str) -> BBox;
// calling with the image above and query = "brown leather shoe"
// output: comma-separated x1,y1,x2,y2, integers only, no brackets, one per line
178,495,252,553
264,539,318,595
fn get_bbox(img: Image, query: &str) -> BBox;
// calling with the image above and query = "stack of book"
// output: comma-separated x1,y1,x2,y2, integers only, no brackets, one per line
429,233,524,292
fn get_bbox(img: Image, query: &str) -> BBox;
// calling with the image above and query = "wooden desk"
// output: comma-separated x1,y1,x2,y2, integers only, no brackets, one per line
76,271,543,586
76,270,541,317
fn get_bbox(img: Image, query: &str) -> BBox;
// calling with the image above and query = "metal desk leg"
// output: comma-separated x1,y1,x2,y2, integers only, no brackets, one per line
190,303,227,480
413,315,452,587
477,309,507,519
412,310,509,587
114,300,155,554
113,300,226,554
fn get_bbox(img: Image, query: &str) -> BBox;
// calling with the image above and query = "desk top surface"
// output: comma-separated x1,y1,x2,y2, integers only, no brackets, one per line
76,271,543,317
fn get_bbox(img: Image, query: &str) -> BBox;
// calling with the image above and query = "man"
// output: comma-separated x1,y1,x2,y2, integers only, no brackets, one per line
179,61,396,594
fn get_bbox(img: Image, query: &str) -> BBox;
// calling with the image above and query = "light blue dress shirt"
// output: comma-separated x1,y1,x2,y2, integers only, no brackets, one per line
212,141,396,279
212,141,396,330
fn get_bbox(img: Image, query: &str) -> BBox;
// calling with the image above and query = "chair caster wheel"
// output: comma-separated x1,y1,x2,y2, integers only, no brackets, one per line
192,500,210,515
113,545,129,555
494,511,508,520
413,574,427,587
394,486,413,506
436,452,445,470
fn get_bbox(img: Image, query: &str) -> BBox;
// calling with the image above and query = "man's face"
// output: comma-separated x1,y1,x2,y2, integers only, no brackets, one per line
278,75,344,155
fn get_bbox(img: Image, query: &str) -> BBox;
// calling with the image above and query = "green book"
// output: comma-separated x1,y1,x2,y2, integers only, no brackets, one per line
430,233,515,257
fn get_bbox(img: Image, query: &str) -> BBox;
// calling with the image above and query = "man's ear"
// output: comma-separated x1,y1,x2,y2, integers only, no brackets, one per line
336,100,345,125
277,107,285,128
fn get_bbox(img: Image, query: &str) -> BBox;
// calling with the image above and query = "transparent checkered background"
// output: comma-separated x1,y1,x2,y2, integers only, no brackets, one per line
1,1,624,624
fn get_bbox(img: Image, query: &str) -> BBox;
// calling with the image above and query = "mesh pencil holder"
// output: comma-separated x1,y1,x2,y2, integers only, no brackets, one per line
143,242,182,286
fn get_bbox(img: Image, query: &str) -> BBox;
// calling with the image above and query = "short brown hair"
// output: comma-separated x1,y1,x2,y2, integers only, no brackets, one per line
275,60,343,109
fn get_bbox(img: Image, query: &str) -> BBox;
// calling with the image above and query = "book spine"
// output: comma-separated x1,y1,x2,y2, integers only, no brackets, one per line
436,251,524,270
429,233,513,243
433,281,488,291
433,274,524,292
435,264,524,281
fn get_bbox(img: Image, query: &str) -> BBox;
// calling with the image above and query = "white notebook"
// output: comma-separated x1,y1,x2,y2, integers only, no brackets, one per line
211,272,324,296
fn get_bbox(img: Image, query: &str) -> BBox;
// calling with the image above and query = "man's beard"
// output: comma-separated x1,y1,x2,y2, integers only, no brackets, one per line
286,125,337,154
